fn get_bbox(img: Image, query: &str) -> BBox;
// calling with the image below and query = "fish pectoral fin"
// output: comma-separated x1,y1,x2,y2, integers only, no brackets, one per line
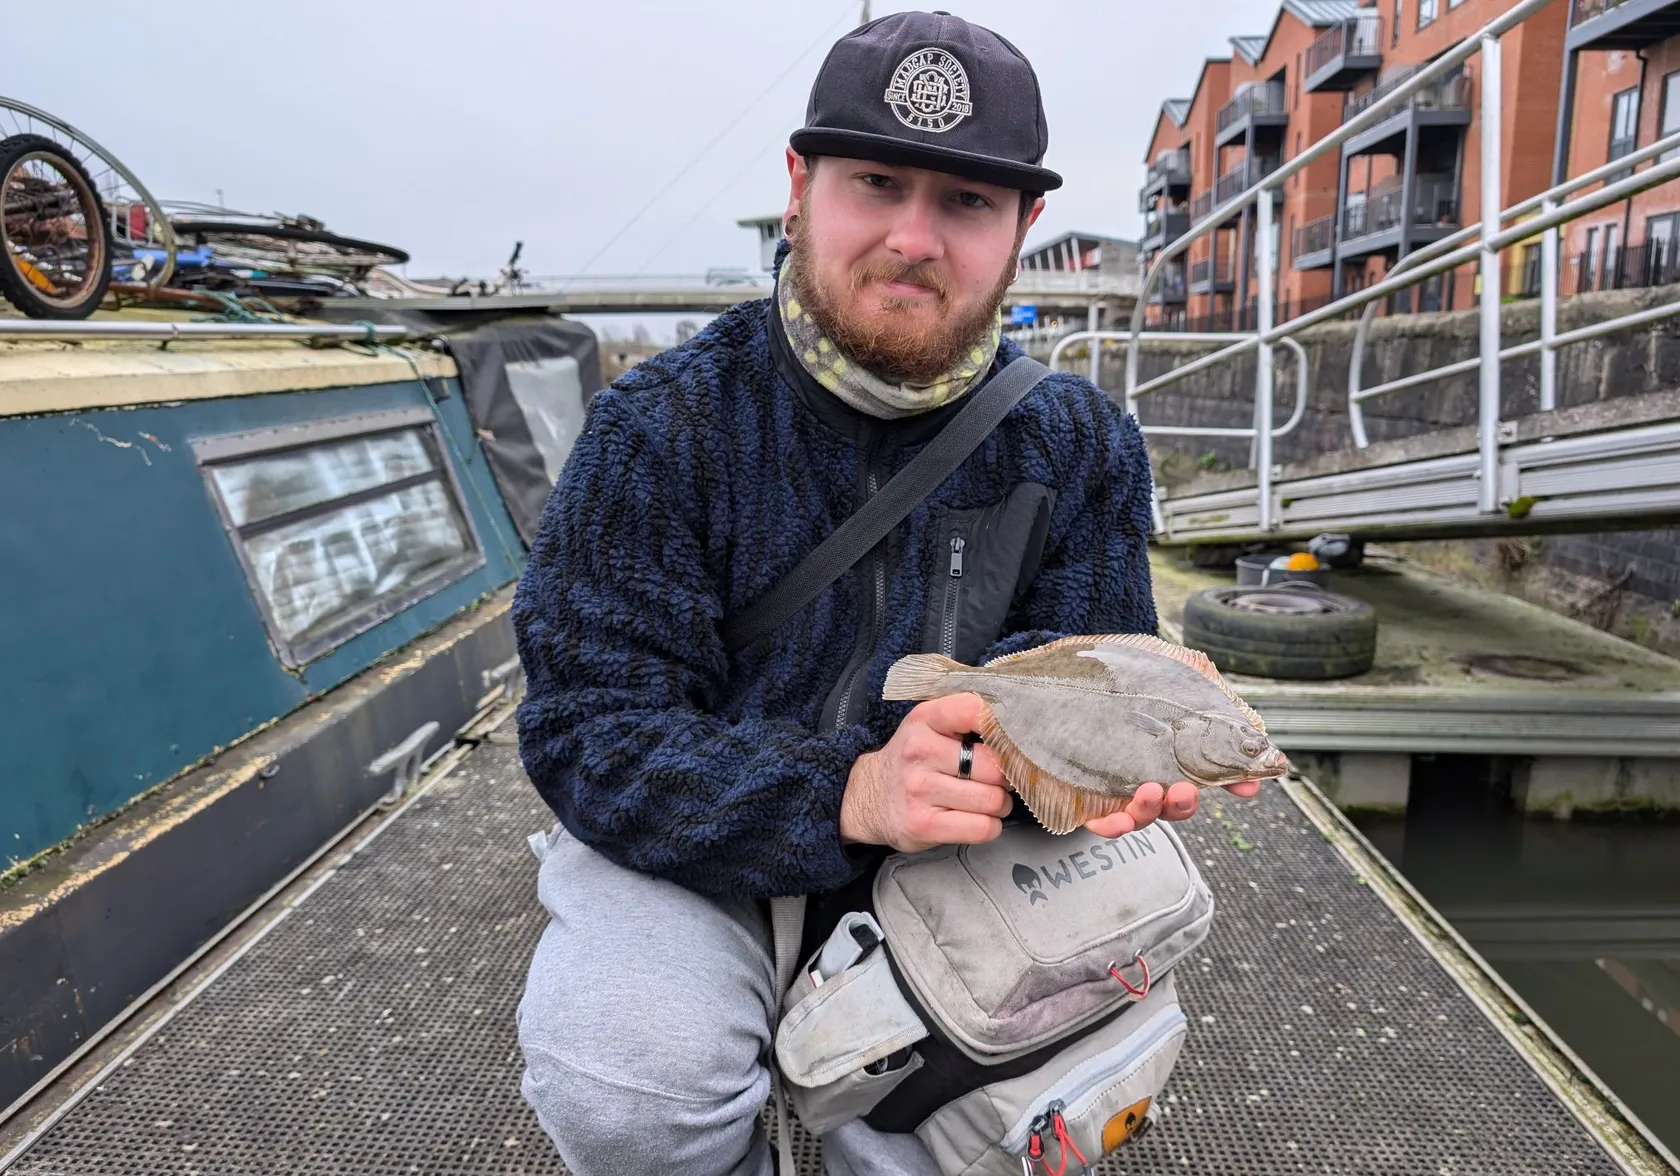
1124,711,1173,738
977,709,1129,836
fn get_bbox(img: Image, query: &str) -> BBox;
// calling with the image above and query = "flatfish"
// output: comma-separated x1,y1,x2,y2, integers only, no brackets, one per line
882,633,1289,834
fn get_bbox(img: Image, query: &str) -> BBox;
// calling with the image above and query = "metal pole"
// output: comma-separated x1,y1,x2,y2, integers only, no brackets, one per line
1540,195,1559,412
1477,32,1504,514
1255,182,1277,533
1088,302,1101,385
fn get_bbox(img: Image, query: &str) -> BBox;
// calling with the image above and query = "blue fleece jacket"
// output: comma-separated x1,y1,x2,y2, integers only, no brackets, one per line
512,291,1159,901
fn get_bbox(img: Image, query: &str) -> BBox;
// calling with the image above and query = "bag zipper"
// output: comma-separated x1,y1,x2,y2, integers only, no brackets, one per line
998,1004,1187,1156
939,535,965,659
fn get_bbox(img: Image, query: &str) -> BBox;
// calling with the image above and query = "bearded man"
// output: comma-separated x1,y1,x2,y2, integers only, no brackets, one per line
511,11,1259,1175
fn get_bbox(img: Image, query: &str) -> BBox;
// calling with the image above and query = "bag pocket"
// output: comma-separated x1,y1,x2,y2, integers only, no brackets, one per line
774,937,930,1136
920,483,1055,664
872,820,1213,1064
915,972,1188,1176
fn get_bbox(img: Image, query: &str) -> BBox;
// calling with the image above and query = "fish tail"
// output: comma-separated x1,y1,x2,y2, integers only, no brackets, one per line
881,653,967,701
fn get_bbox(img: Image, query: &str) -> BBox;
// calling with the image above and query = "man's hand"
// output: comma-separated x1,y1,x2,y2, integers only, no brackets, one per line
1083,778,1263,839
841,693,1013,853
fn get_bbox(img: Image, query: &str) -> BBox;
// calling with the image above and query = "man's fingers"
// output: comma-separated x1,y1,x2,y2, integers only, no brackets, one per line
920,808,1004,845
1124,782,1165,830
912,692,990,738
1163,780,1200,820
1084,811,1135,838
916,774,1014,819
1224,779,1263,798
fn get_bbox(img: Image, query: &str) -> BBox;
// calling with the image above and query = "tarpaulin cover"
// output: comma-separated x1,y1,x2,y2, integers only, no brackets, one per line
439,316,601,546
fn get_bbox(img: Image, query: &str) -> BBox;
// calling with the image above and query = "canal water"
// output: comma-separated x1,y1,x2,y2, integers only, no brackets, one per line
1348,754,1680,1157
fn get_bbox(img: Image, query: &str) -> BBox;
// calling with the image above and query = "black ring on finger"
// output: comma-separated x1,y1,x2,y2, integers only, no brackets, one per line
957,732,977,779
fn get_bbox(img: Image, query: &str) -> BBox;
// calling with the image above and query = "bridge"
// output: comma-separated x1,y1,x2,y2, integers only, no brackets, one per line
324,268,1137,318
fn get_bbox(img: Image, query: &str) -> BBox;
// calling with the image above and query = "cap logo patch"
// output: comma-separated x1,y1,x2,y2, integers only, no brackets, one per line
883,48,973,134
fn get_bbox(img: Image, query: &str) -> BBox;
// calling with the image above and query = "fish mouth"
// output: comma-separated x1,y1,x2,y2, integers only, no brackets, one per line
1258,748,1290,776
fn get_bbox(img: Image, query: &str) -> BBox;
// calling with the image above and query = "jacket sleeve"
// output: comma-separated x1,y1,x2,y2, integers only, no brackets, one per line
979,392,1159,663
512,390,877,900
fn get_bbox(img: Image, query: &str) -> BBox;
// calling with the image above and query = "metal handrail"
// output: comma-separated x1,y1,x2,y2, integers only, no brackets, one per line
1347,125,1680,446
1122,0,1680,538
1049,330,1310,446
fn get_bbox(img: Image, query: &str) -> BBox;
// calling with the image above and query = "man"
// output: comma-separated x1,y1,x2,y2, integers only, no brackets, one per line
512,11,1260,1175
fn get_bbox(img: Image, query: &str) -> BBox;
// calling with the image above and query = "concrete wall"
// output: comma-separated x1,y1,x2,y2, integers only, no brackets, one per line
1098,285,1680,657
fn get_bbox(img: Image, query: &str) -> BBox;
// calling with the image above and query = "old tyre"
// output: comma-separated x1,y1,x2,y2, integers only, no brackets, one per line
1182,583,1377,680
0,134,112,319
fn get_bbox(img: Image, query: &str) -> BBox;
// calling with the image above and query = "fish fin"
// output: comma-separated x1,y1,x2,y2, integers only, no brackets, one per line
1080,634,1270,734
881,653,967,701
977,709,1130,835
1125,711,1172,738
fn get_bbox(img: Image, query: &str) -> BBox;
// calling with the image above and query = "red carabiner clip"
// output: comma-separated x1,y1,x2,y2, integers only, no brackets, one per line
1108,952,1151,1000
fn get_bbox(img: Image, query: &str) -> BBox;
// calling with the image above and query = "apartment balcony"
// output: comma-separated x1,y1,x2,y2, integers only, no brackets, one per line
1140,147,1193,205
1304,11,1383,93
1190,188,1214,225
1214,80,1288,148
1214,155,1284,207
1338,174,1461,259
1572,238,1680,293
1293,212,1337,270
1568,0,1680,51
1142,207,1191,252
1148,260,1189,305
1188,255,1234,294
1342,65,1472,156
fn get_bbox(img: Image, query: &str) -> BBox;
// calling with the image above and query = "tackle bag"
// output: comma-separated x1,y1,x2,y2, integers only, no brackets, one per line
772,818,1213,1174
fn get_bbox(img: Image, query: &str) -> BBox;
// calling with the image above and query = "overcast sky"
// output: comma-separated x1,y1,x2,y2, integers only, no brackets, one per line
8,0,1279,334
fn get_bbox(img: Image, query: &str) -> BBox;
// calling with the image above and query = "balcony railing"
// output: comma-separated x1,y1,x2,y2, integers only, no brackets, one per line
1306,12,1383,80
1151,261,1189,303
1572,0,1634,22
1294,213,1336,259
1216,81,1287,137
1343,64,1472,124
1144,207,1190,247
1146,148,1192,190
1342,174,1460,240
1188,255,1234,287
1214,156,1282,205
1573,238,1680,293
1190,189,1215,224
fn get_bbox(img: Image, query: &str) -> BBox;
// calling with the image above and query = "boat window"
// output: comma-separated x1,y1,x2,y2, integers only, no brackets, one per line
193,407,485,666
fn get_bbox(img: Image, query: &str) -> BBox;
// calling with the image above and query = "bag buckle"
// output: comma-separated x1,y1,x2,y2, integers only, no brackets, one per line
1107,953,1152,1001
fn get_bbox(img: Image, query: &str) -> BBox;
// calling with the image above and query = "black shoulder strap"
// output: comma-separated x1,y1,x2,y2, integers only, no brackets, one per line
720,355,1051,654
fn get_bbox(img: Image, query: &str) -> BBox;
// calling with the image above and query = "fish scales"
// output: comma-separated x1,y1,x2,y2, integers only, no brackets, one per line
882,633,1289,834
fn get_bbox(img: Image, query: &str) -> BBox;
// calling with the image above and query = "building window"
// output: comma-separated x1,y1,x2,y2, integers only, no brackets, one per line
1448,0,1465,7
1392,0,1403,46
1609,86,1639,170
1418,0,1437,28
193,407,486,667
1646,214,1678,287
1581,226,1599,293
1662,71,1680,163
1602,223,1621,290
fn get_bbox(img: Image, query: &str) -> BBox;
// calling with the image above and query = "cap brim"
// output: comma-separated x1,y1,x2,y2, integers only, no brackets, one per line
789,127,1063,192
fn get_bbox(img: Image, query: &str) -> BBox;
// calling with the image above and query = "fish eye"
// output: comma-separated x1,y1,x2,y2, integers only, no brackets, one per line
1241,740,1265,756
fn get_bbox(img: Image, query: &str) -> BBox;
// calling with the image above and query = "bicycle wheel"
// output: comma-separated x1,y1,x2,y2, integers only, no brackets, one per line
0,133,112,318
171,219,410,268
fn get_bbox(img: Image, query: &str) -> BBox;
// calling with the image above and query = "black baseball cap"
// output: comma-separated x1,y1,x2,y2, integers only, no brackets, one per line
790,10,1063,193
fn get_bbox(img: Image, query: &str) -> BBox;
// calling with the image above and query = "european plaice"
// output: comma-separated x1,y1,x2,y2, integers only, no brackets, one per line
882,633,1290,834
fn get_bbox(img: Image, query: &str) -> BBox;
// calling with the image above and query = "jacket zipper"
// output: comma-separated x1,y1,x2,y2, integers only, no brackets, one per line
830,464,884,730
998,1005,1187,1156
939,536,965,659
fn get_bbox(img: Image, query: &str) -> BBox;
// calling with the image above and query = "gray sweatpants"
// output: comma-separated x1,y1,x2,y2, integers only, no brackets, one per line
516,823,943,1176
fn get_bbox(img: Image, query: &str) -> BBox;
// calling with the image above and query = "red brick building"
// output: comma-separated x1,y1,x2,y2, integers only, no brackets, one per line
1556,0,1680,295
1140,0,1575,329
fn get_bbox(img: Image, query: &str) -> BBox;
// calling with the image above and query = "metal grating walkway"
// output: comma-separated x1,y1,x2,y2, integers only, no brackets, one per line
6,727,1632,1176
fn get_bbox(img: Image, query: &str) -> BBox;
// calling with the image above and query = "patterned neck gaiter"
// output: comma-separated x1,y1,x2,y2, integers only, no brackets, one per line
777,271,1001,420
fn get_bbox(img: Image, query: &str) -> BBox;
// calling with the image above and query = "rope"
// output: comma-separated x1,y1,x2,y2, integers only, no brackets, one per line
188,289,288,323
